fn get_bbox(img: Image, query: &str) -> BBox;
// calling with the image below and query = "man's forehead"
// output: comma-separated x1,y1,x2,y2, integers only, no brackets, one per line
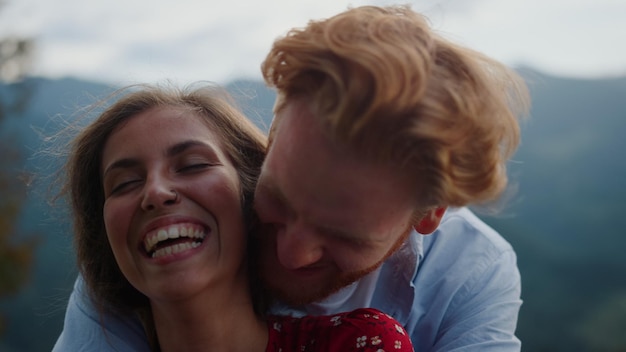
271,100,315,136
270,100,360,162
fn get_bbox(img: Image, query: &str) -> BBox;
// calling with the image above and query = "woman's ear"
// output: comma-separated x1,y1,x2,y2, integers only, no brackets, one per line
414,207,447,235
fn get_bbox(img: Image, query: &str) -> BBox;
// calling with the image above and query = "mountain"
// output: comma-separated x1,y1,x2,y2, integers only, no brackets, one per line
484,68,626,351
0,70,625,351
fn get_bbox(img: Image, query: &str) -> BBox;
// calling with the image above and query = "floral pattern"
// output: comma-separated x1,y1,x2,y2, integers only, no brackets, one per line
266,308,414,351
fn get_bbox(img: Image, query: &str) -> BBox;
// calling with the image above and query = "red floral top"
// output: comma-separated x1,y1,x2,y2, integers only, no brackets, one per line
266,308,414,351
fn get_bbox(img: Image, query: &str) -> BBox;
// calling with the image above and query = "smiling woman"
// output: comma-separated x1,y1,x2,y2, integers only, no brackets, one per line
100,104,247,304
53,82,415,351
56,83,273,350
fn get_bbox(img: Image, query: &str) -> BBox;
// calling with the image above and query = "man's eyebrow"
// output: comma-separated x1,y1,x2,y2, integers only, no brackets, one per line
256,178,294,214
318,225,361,242
257,181,285,204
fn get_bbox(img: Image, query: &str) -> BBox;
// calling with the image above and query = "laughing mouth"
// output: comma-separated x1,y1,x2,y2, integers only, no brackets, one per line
143,224,206,258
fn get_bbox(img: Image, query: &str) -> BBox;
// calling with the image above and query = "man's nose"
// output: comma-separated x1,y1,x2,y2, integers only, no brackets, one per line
275,223,324,270
140,176,179,211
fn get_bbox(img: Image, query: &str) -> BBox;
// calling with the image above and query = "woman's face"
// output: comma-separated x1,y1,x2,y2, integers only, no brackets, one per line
101,106,246,301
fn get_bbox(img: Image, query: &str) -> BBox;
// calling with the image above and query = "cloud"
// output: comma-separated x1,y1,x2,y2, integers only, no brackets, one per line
2,0,625,85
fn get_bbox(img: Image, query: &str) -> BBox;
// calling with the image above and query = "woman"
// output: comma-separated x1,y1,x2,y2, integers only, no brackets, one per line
60,83,413,351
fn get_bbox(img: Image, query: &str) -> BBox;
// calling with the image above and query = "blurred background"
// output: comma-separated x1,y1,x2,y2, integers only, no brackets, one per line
1,0,625,351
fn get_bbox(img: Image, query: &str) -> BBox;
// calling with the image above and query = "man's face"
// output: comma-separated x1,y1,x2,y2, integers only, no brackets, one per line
254,100,418,305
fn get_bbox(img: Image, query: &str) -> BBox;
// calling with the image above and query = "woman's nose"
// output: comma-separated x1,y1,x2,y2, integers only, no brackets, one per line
140,177,179,211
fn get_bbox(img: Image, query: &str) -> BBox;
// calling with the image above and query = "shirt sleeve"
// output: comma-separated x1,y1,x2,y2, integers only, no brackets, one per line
431,249,522,351
52,275,151,352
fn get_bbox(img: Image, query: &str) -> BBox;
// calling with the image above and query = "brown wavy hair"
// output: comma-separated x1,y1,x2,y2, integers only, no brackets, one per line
59,83,268,341
261,5,530,208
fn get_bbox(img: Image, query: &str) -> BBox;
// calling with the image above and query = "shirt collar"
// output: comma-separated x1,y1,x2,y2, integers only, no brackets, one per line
269,230,425,318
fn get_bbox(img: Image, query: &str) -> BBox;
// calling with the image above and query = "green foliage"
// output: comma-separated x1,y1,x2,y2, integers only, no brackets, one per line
577,292,626,351
0,36,33,83
0,4,39,338
0,142,38,300
0,77,111,351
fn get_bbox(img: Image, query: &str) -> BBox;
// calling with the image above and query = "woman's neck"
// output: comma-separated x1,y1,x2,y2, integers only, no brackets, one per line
151,282,267,352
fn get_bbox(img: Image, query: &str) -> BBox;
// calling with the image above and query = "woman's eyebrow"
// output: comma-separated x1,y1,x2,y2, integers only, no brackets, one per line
102,158,139,178
103,140,216,177
166,140,215,157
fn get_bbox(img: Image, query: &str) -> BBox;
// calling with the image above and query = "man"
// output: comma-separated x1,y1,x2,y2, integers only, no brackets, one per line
54,5,528,351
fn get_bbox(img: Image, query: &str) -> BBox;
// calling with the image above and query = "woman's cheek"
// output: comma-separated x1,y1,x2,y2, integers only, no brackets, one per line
103,198,133,250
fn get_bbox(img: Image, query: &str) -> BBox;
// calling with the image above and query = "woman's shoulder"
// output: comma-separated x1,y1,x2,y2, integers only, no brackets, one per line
267,308,413,351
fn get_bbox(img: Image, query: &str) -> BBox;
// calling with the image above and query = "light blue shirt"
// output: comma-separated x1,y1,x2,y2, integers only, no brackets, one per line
53,207,522,351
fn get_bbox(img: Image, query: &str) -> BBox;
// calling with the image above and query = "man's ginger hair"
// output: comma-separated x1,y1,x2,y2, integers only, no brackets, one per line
261,5,529,208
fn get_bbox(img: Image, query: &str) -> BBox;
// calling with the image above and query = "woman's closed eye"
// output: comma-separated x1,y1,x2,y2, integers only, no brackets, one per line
109,177,142,195
177,155,221,174
178,162,213,173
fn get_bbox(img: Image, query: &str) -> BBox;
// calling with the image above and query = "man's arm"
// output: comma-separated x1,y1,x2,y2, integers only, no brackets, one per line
431,249,522,351
397,208,522,351
52,275,151,352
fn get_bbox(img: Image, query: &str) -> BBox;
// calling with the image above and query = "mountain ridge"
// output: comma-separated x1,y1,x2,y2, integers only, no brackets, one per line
1,69,625,351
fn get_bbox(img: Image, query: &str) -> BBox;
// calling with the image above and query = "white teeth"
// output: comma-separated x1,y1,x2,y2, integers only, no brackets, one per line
168,227,180,239
151,241,201,258
157,229,168,242
144,224,206,254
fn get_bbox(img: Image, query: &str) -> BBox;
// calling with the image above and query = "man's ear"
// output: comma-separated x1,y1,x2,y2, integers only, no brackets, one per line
414,207,447,235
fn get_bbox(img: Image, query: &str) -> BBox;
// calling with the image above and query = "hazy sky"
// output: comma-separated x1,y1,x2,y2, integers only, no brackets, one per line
1,0,624,86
